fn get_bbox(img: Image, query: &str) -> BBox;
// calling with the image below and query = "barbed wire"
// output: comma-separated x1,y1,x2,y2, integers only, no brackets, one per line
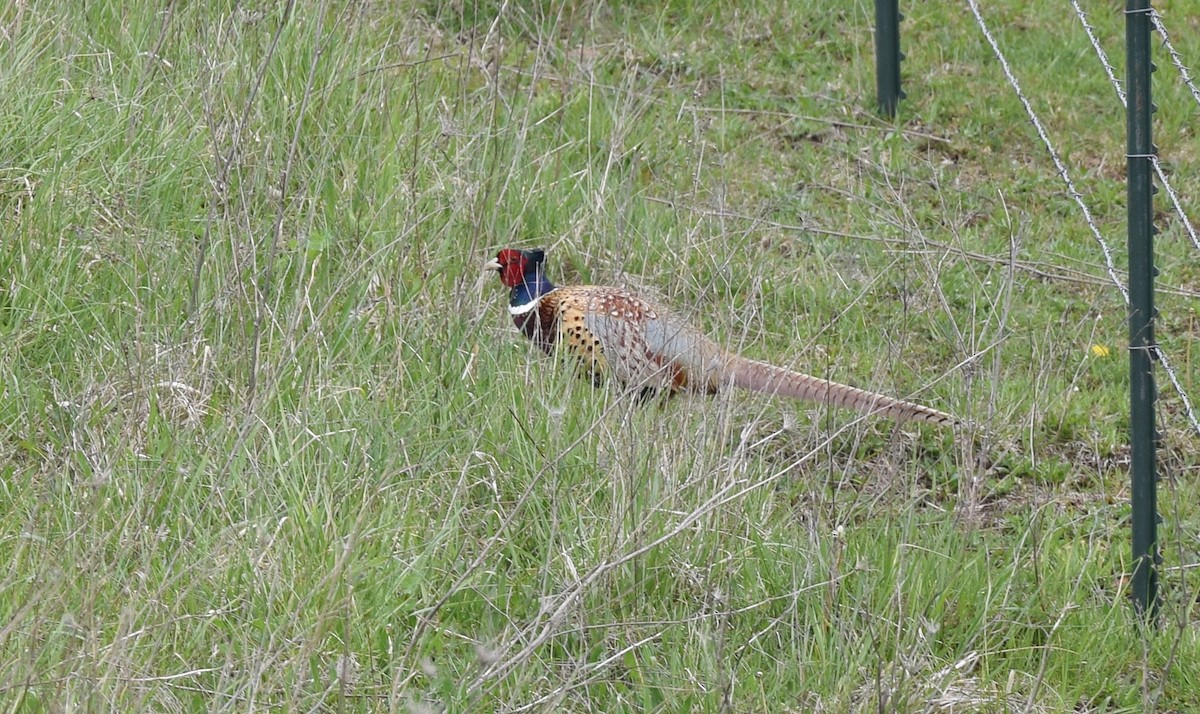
1070,0,1126,104
1149,9,1200,111
964,0,1126,298
1069,0,1200,252
1150,161,1200,251
965,0,1200,437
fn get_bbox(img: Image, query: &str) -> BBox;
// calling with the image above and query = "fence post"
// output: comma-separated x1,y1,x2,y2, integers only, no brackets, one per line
1126,0,1160,621
874,0,904,117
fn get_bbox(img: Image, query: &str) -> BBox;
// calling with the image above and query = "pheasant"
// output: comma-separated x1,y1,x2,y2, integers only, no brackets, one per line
485,248,957,426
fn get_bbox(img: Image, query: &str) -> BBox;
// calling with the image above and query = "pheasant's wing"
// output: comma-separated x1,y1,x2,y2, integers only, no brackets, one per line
556,287,723,392
540,287,665,390
563,288,669,390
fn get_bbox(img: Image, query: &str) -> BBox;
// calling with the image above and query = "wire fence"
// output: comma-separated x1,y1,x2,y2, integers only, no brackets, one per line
966,0,1199,622
1072,1,1200,257
963,0,1200,438
875,0,1199,621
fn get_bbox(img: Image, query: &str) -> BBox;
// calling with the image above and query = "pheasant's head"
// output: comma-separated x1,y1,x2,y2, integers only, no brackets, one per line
485,248,556,311
485,248,545,288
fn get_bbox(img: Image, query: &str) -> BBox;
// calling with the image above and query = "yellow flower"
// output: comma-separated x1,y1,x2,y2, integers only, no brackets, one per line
1090,344,1111,358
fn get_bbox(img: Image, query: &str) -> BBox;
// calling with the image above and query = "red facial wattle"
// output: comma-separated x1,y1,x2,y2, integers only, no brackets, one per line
496,249,527,288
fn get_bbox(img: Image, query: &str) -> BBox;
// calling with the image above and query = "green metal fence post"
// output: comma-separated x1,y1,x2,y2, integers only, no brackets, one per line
1126,0,1160,621
874,0,905,117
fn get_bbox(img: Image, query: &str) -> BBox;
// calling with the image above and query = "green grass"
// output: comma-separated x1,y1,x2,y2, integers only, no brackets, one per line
2,0,1199,710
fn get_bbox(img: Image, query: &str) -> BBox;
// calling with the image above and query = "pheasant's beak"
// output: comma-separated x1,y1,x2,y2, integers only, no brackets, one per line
483,257,501,272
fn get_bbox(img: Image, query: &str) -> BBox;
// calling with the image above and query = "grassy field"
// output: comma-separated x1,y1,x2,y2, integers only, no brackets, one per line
3,0,1200,711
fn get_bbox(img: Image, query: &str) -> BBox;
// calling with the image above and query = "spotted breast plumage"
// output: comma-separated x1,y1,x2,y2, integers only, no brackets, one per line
485,248,958,426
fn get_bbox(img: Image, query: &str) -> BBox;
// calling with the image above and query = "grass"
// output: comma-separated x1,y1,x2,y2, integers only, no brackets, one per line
2,0,1199,710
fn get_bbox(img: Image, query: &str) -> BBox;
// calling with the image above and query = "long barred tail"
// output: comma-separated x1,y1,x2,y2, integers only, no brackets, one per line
726,356,958,427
